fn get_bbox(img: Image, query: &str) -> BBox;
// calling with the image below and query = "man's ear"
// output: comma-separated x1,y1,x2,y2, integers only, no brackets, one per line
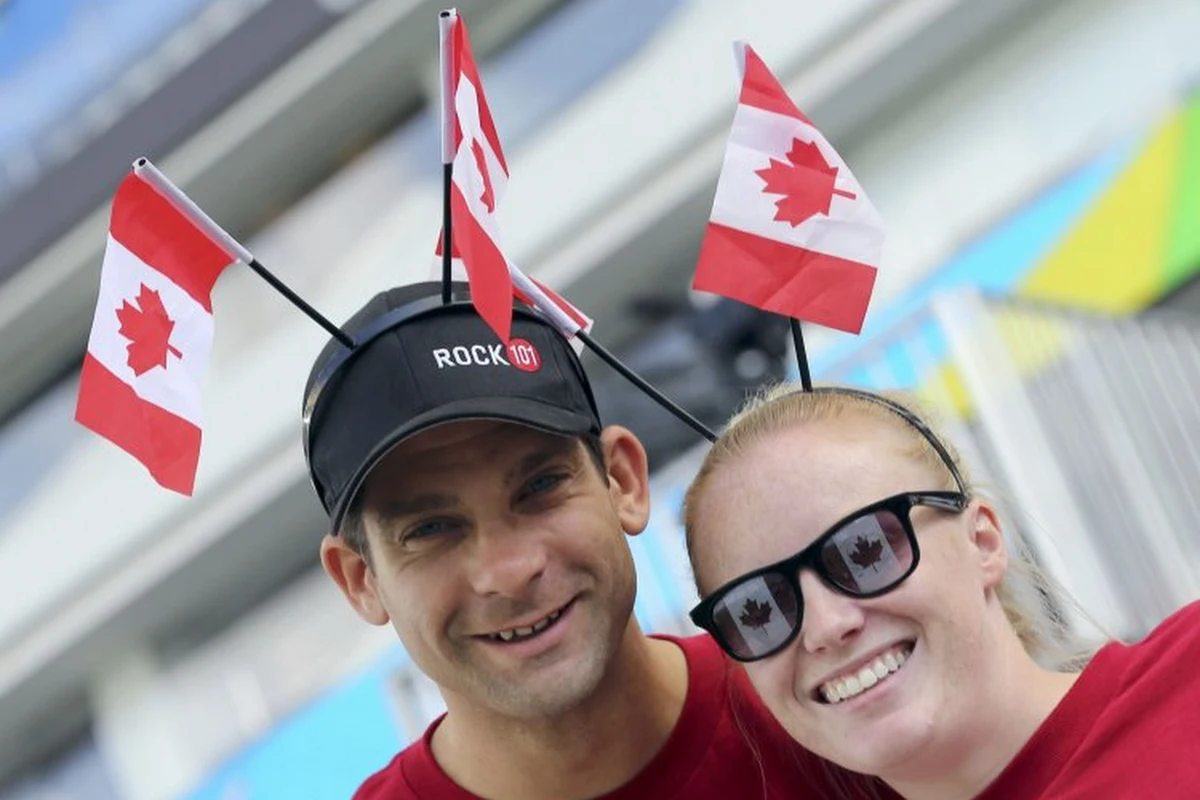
320,534,390,625
968,498,1008,592
599,425,651,536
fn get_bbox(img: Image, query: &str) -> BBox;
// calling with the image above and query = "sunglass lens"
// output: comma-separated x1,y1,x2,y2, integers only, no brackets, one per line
820,509,913,594
711,572,800,659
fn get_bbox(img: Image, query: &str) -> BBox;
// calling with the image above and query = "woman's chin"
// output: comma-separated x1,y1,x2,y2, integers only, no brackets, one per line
791,702,940,779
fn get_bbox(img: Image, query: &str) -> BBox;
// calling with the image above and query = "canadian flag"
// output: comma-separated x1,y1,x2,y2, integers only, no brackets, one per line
436,10,591,343
693,43,883,334
74,172,235,494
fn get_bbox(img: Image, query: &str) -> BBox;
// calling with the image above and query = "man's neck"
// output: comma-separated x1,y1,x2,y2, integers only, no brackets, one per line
431,629,689,800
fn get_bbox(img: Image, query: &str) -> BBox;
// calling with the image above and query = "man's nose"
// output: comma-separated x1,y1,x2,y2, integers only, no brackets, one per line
465,518,549,597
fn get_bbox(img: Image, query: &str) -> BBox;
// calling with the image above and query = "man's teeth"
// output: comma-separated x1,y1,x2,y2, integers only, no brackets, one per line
492,608,563,642
820,646,911,704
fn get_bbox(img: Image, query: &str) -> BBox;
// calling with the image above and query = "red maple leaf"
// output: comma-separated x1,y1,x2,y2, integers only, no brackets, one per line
738,597,774,630
849,535,885,572
471,138,496,213
755,137,856,227
116,284,183,376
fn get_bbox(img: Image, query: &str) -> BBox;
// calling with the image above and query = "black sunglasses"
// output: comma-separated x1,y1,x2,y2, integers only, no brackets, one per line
689,491,968,662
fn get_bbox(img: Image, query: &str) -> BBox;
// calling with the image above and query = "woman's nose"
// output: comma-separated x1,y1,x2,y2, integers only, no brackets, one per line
798,570,865,653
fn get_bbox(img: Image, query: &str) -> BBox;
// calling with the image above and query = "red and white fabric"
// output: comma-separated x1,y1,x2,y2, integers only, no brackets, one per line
430,251,593,350
693,43,883,334
436,11,591,344
440,11,514,343
75,172,234,494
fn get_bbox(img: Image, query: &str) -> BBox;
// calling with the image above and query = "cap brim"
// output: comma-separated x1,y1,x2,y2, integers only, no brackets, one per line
330,396,598,532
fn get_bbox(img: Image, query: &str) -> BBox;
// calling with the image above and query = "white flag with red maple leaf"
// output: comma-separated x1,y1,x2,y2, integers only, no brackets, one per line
692,43,883,334
75,171,236,494
435,10,592,344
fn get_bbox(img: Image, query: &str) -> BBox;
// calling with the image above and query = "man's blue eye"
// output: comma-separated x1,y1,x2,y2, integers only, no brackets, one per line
406,520,453,541
526,473,565,495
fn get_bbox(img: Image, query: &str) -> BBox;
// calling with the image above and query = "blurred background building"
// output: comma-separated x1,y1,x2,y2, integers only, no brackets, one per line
1,0,1198,797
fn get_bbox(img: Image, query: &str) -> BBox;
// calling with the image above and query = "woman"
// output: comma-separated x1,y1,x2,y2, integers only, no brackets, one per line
684,384,1200,799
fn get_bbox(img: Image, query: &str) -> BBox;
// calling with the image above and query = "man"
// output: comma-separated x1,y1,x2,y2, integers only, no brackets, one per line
303,281,875,799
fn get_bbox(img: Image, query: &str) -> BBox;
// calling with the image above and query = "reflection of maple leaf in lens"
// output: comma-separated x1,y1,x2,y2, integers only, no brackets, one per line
116,284,183,376
755,137,857,227
849,535,885,572
739,597,773,630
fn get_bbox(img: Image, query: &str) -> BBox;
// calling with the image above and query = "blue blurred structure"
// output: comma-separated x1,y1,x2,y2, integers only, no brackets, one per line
0,0,212,197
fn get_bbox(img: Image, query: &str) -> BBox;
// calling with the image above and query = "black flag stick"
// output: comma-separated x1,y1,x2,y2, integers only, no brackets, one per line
244,258,353,348
576,330,717,442
132,158,354,349
441,163,453,305
439,9,456,304
790,318,813,392
514,280,717,442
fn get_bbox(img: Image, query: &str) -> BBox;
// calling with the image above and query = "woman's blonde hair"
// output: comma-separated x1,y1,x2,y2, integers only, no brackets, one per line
683,382,1080,665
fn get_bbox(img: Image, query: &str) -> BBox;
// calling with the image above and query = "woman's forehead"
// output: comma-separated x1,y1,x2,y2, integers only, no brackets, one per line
691,420,932,575
737,416,926,480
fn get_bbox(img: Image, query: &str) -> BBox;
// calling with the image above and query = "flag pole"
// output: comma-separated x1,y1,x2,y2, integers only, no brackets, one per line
433,8,713,443
439,9,457,305
133,158,354,349
790,318,813,392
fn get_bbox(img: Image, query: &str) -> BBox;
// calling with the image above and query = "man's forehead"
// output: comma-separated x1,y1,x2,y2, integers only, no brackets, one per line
364,420,580,492
391,419,575,458
359,423,584,524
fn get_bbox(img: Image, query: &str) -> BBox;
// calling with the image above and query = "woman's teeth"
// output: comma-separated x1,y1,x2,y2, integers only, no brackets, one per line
820,645,912,704
492,607,563,642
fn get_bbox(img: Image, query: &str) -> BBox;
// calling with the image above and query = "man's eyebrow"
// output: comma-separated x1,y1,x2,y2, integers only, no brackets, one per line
374,492,459,524
503,438,580,486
